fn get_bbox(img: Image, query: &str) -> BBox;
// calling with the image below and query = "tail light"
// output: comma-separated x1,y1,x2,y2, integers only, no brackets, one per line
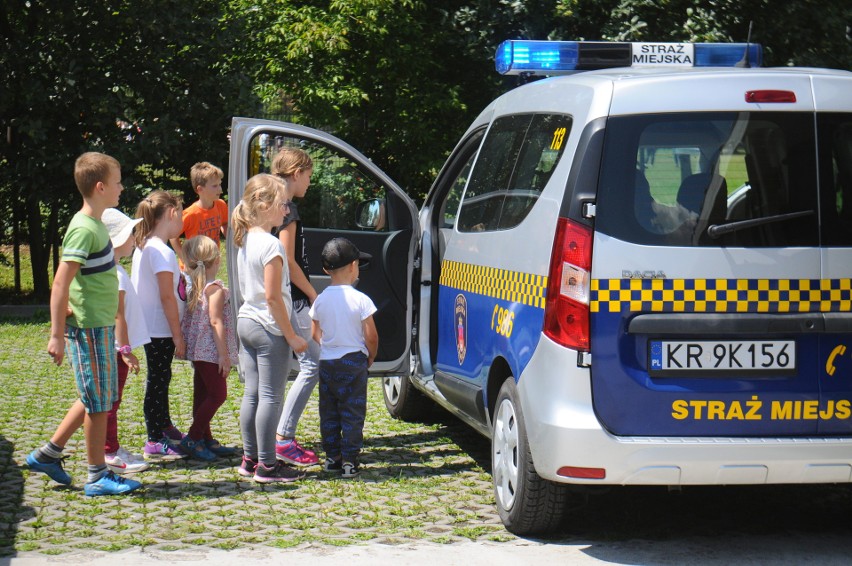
745,90,796,103
543,218,592,351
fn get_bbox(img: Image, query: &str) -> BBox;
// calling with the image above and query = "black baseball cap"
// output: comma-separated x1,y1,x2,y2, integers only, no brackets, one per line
321,237,371,270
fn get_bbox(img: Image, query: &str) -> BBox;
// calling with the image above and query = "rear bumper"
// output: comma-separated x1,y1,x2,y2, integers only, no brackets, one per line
518,336,852,485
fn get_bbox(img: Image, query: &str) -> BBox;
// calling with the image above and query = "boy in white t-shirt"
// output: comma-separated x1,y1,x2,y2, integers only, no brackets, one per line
310,238,378,479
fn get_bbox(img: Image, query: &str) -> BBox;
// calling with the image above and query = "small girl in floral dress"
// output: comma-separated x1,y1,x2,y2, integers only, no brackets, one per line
179,235,239,461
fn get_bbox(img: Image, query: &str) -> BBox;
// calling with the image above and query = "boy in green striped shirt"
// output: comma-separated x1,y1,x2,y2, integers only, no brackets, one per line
27,152,142,496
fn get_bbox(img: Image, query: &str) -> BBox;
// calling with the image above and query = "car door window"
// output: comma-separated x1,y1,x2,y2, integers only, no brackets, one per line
250,132,387,231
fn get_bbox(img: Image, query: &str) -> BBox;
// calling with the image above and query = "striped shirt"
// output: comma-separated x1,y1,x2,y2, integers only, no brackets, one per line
62,212,118,328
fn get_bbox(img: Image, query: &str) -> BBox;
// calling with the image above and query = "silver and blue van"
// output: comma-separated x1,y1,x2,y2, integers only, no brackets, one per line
228,40,852,534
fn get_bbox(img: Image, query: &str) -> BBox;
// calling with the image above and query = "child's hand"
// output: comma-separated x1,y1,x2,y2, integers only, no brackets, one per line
173,334,186,360
47,336,65,366
287,334,308,354
218,354,232,378
122,352,140,374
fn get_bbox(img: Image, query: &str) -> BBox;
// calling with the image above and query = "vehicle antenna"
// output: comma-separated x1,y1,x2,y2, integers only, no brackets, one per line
735,21,754,68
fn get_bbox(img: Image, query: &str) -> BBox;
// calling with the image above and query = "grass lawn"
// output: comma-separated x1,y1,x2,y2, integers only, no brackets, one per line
0,315,512,556
0,244,514,555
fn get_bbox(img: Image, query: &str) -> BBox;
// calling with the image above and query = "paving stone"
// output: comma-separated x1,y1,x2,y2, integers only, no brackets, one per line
1,321,519,556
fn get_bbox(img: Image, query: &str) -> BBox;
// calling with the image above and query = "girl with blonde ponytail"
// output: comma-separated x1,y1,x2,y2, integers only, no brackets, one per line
178,235,239,461
232,174,308,483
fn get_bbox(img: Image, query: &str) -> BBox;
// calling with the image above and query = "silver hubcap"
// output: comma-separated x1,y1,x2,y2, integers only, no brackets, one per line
492,397,519,510
383,375,402,405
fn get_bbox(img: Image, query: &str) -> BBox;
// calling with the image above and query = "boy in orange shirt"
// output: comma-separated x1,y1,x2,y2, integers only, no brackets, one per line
171,162,227,267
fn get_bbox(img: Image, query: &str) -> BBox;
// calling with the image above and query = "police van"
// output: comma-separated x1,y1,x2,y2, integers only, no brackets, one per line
227,40,852,535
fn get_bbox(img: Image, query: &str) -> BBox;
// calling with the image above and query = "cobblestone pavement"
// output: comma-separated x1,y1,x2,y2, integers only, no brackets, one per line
0,318,519,559
6,319,852,565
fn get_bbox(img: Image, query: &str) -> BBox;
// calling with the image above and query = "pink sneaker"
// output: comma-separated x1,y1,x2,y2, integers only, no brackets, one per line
238,456,257,477
143,440,186,461
275,439,319,466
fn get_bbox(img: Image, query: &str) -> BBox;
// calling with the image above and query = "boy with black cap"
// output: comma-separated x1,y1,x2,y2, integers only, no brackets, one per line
310,237,378,478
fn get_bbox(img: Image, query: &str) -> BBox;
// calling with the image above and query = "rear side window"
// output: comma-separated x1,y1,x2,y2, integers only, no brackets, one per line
596,112,819,247
819,113,852,246
457,114,572,232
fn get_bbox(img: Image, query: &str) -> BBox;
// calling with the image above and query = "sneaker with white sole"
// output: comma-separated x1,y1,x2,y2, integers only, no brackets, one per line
84,470,141,496
323,457,342,472
116,447,146,464
275,439,319,466
143,439,186,461
106,450,150,474
341,461,360,478
237,456,257,477
254,461,304,483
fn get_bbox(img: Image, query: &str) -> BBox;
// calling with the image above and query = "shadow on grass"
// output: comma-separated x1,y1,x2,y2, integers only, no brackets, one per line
0,435,35,561
0,309,50,323
365,409,493,477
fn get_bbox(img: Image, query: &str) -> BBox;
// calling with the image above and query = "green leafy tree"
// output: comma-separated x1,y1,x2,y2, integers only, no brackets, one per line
598,0,851,68
0,1,259,300
248,0,505,198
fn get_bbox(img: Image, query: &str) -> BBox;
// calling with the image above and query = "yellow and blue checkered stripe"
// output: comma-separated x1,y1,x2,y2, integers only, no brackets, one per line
591,278,852,313
440,260,547,308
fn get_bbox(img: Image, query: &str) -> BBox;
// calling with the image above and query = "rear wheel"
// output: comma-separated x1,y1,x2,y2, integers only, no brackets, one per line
492,377,567,535
382,374,431,421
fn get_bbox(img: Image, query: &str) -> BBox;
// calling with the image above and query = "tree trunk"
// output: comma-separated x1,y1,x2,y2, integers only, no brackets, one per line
12,200,21,293
26,194,50,301
45,204,59,284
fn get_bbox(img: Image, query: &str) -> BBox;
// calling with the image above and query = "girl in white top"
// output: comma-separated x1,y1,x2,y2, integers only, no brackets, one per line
131,190,188,460
101,208,151,474
232,173,307,483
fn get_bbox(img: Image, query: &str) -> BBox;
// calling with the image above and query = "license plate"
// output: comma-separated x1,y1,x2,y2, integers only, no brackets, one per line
649,340,796,376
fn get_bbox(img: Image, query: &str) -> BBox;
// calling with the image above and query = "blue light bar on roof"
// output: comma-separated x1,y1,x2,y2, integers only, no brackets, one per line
496,40,763,76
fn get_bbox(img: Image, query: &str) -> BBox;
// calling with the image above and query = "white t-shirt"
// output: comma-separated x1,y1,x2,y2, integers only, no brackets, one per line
131,236,186,338
117,264,151,350
309,285,377,360
237,231,292,336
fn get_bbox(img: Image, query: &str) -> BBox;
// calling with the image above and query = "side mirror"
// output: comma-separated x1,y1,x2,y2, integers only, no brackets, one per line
355,198,386,231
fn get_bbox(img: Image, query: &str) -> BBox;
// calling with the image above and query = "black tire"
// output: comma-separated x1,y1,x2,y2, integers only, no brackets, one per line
382,374,431,421
492,377,568,535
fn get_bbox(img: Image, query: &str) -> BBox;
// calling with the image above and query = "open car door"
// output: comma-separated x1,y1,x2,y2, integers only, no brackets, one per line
227,118,419,375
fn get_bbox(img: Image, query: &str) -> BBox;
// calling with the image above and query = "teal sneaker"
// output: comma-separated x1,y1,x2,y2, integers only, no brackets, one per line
26,450,72,485
180,436,216,462
84,471,141,496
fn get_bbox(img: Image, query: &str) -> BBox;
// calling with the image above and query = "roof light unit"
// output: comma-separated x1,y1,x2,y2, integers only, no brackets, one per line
496,40,763,76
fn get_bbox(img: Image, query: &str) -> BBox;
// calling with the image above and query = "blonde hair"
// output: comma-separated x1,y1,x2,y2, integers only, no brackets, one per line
231,174,286,248
271,148,313,178
183,235,220,312
74,152,120,197
190,161,224,191
134,190,183,248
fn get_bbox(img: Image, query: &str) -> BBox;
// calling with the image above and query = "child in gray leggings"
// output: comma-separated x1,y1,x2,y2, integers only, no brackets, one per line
231,173,308,483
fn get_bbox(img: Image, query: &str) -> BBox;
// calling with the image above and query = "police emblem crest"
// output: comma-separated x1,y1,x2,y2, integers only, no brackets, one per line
454,294,467,365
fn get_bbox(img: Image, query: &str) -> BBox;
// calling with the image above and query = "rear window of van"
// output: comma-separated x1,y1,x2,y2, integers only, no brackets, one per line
595,112,852,247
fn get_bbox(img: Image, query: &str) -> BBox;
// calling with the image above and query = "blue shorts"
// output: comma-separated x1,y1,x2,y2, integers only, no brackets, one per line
65,326,118,413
